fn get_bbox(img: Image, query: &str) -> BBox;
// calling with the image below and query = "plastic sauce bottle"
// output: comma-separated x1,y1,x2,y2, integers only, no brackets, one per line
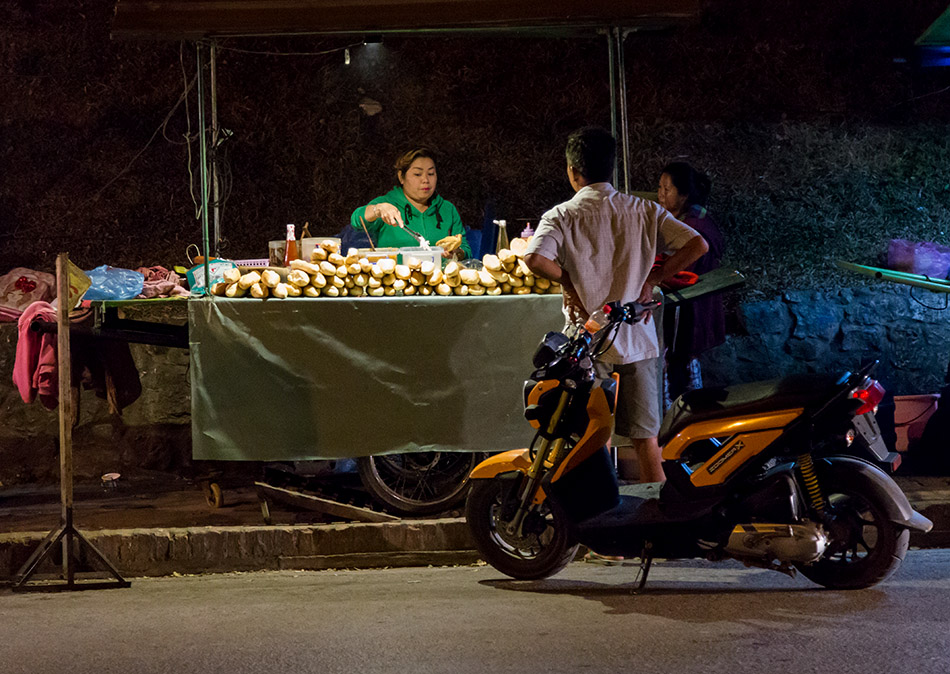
283,224,298,266
521,222,535,238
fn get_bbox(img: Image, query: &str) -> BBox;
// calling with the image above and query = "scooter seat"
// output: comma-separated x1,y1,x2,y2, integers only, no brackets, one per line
658,373,843,446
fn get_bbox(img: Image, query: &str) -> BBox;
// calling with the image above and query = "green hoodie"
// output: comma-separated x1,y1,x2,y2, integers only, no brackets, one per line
350,187,471,258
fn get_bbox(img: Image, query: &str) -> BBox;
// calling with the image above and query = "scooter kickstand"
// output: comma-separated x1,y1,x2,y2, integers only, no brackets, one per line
633,543,654,593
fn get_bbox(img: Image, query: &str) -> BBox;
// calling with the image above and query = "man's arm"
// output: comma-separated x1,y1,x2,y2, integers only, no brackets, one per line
524,253,587,322
639,234,709,302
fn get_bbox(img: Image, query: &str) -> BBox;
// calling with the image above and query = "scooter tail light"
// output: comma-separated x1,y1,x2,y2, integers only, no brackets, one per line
851,379,885,415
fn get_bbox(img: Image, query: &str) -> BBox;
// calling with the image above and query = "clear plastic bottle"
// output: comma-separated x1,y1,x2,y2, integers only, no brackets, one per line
492,219,509,253
584,306,611,334
283,223,298,266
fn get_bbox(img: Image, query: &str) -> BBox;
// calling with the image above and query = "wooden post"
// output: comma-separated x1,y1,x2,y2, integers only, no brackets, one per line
56,253,75,584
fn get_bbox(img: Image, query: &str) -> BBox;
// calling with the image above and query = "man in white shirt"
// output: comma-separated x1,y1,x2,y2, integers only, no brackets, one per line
525,126,708,483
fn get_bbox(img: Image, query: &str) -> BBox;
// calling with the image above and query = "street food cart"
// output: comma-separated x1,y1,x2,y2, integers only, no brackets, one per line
102,0,707,516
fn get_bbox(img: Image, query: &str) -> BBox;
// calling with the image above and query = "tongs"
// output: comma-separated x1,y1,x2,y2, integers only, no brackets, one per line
399,222,431,250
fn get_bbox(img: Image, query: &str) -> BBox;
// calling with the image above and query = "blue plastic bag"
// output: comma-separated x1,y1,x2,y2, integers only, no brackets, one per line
82,265,145,301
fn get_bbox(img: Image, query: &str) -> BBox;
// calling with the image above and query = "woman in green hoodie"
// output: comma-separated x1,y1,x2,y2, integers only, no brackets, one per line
350,147,471,259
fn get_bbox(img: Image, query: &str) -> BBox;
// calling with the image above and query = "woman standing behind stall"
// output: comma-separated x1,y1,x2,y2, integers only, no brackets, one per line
350,147,471,259
657,162,726,407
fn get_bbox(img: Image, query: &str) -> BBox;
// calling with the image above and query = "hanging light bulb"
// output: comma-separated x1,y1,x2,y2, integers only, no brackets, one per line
344,48,350,65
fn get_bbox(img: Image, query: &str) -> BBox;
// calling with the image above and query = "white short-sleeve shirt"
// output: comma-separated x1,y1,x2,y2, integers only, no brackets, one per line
526,182,699,364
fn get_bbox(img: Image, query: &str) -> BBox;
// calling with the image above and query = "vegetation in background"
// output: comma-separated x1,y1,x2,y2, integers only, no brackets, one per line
1,0,949,297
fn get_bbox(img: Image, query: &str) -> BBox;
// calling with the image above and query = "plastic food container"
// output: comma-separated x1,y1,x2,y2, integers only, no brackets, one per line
398,246,444,269
358,247,400,263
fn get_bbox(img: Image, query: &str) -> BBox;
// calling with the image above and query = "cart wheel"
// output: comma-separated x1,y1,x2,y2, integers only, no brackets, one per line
205,482,224,509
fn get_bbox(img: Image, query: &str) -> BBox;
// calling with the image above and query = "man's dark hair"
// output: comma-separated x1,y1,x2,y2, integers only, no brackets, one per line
565,126,616,183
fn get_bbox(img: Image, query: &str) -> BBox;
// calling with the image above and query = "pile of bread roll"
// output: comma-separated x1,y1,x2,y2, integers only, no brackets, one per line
210,237,560,298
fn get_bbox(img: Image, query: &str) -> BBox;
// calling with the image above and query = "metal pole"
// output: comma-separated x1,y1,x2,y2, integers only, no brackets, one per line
56,253,74,585
197,43,212,294
615,27,631,194
210,40,221,258
605,29,619,187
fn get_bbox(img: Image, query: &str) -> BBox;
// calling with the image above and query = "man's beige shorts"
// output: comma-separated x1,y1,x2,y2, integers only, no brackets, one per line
595,358,661,439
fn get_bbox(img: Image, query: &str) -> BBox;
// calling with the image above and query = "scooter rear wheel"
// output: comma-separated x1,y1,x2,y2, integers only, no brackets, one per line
795,483,909,590
466,476,578,580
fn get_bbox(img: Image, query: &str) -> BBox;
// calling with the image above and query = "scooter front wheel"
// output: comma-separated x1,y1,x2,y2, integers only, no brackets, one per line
466,476,578,580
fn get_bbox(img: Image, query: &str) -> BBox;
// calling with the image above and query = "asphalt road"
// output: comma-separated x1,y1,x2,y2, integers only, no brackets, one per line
3,550,949,674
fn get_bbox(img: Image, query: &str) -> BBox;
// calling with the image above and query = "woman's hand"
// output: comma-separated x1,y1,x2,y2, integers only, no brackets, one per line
368,202,404,228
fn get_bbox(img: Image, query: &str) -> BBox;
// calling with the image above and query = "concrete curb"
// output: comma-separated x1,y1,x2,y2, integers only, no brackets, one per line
2,480,947,581
0,518,478,580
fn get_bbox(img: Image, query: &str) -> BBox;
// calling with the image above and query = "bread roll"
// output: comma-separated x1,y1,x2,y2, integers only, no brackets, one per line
453,284,470,296
291,259,321,275
330,275,345,288
335,265,348,278
368,286,384,297
444,274,461,288
368,276,382,288
459,269,479,285
304,286,320,297
420,261,436,277
210,282,229,296
488,267,507,283
345,248,360,265
225,283,245,298
487,286,502,296
382,273,396,286
392,278,407,291
311,247,328,262
510,238,528,257
288,269,310,288
347,262,361,275
477,270,497,287
443,261,459,278
508,274,524,287
370,263,385,279
501,282,512,294
428,269,444,286
324,286,340,297
436,283,452,296
517,259,532,276
310,272,327,288
535,277,551,290
261,269,281,288
359,258,374,273
384,287,396,296
328,252,345,266
354,273,368,287
420,285,432,295
498,248,516,266
238,271,261,290
223,268,241,284
379,258,396,275
403,285,417,296
320,239,341,253
271,283,289,299
344,277,355,288
468,284,486,296
394,264,411,280
286,284,302,297
319,261,337,276
350,285,365,297
524,275,535,287
482,254,501,272
405,256,421,270
410,271,425,286
513,286,531,295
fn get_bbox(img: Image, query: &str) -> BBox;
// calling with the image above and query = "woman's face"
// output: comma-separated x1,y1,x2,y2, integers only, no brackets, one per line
399,157,437,204
658,173,687,216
